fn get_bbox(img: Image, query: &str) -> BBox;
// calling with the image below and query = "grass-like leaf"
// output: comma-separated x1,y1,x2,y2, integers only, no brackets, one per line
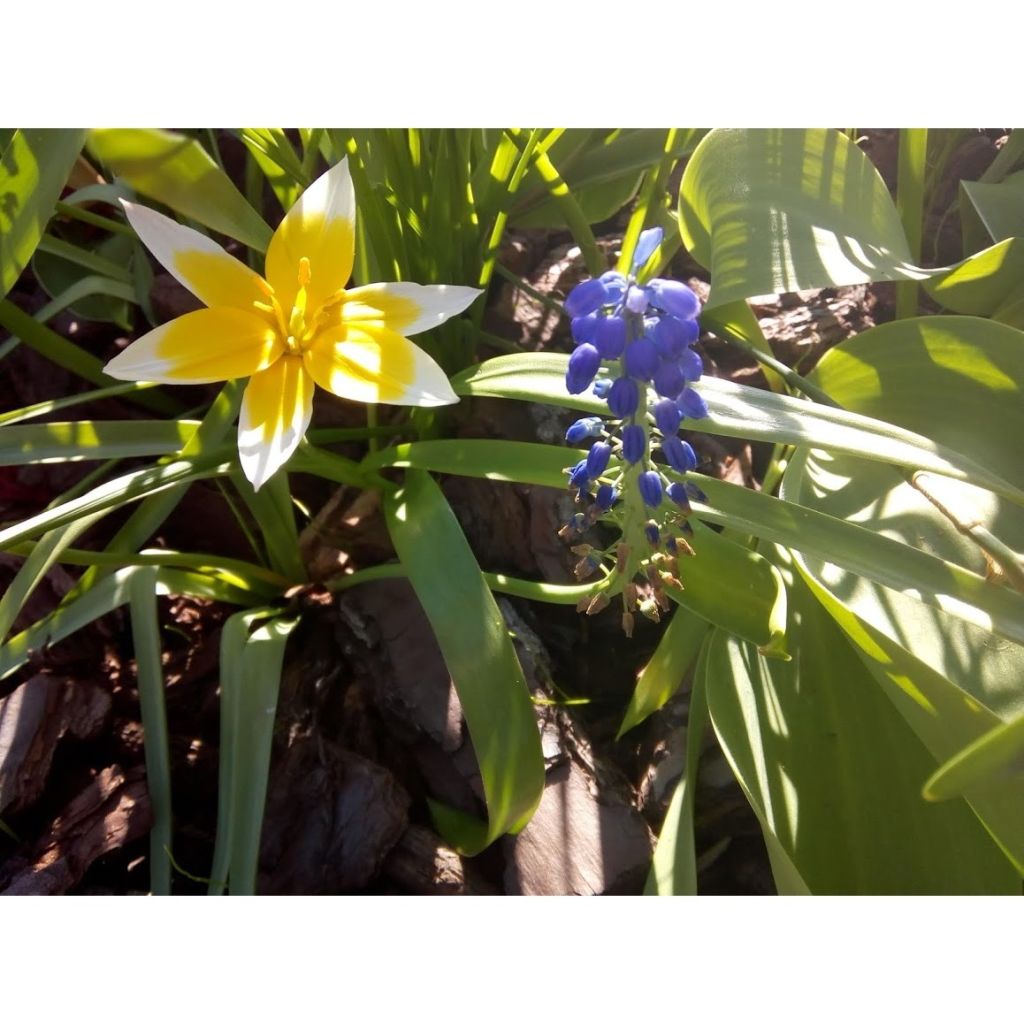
384,469,544,854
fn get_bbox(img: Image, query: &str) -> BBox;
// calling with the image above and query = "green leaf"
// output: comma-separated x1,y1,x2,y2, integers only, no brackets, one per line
451,352,1024,504
128,567,173,895
961,171,1024,242
0,129,86,299
781,312,1024,871
679,128,925,310
924,714,1024,802
621,608,707,739
0,419,199,466
705,552,1019,894
223,614,298,894
644,653,709,895
514,129,705,227
383,470,544,854
923,238,1024,329
0,457,233,553
88,129,272,252
0,566,258,682
368,439,788,653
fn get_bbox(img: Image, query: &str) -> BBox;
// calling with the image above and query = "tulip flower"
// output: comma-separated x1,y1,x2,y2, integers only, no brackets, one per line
105,159,479,489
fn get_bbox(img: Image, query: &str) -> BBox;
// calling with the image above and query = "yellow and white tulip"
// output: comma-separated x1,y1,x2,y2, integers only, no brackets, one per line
105,158,479,489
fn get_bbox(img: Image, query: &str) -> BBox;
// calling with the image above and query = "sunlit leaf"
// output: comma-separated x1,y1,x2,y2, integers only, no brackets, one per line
384,470,544,854
705,552,1019,893
0,129,85,298
88,128,272,251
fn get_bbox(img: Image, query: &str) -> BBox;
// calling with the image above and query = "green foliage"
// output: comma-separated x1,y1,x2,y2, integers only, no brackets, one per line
2,126,1023,894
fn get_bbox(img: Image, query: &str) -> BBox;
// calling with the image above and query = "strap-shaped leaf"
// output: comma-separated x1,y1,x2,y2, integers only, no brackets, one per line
88,129,272,251
369,439,788,654
451,351,1024,504
384,469,544,854
1,130,86,298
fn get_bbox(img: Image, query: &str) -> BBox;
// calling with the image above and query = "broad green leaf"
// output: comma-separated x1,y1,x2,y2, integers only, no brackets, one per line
88,129,272,252
705,553,1018,894
0,129,86,298
781,313,1024,870
690,474,1024,648
924,714,1024,802
619,607,709,739
0,420,198,466
923,238,1024,329
961,171,1024,242
679,128,925,310
384,470,544,854
451,352,1024,504
645,653,709,895
239,128,305,212
369,439,788,652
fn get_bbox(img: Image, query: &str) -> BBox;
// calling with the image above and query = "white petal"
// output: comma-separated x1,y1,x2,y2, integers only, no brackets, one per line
237,355,315,491
342,282,482,336
121,200,266,311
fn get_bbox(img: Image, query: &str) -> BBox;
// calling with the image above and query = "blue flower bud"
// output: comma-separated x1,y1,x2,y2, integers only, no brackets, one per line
662,436,698,473
680,347,703,382
653,359,686,398
565,279,608,318
653,397,683,436
566,343,601,394
678,387,709,419
653,314,699,358
592,378,612,398
648,279,700,320
595,315,627,358
571,313,599,345
568,458,591,488
565,416,604,444
644,521,661,546
625,285,649,315
666,481,692,511
638,471,663,508
599,271,627,305
607,376,639,418
624,337,659,381
586,440,612,477
632,227,664,271
622,424,646,464
595,483,617,510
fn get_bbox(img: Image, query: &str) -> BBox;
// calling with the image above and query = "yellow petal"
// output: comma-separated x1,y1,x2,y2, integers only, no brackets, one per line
303,323,458,407
265,159,355,315
104,308,284,384
342,282,482,336
122,200,267,311
238,355,315,490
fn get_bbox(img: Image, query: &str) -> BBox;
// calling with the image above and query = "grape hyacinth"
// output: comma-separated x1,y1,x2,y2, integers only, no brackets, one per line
559,227,709,635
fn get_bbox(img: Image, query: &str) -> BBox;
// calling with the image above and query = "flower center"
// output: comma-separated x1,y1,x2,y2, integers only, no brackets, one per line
255,258,347,355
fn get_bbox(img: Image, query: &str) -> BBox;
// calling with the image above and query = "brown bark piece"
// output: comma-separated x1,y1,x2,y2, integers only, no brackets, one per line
1,764,151,895
259,744,409,894
0,674,111,816
383,824,498,895
504,756,653,896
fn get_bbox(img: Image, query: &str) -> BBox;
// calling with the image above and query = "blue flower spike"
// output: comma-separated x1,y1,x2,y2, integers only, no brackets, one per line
558,244,708,633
